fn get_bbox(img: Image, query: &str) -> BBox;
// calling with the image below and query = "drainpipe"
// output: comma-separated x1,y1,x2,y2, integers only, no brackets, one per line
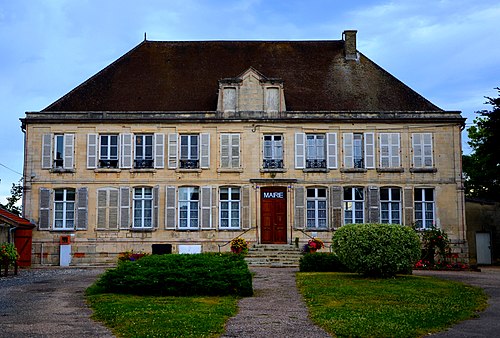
8,226,18,243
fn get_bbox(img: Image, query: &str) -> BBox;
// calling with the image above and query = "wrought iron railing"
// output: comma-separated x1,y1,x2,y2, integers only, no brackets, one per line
179,159,200,169
217,227,255,252
99,159,119,168
306,159,327,169
134,159,154,169
262,159,284,169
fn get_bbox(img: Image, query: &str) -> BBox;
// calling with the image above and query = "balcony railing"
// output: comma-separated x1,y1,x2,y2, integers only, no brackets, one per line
53,159,64,168
99,159,119,169
305,159,327,169
262,159,284,169
179,159,200,169
134,159,154,169
354,158,364,169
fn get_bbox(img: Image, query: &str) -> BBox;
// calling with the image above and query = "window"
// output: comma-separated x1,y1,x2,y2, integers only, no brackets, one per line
42,133,74,169
343,133,374,169
54,188,75,229
97,188,119,229
344,187,364,224
379,133,400,168
133,187,153,228
415,188,434,229
380,187,401,224
412,133,433,168
223,87,237,112
54,135,64,168
263,135,283,169
134,135,154,168
220,134,240,168
306,134,326,168
306,188,327,229
353,133,364,168
265,87,280,112
179,187,199,229
180,135,200,169
220,187,240,229
99,135,119,168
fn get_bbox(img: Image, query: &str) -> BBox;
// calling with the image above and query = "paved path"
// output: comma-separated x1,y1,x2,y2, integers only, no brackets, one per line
221,267,331,337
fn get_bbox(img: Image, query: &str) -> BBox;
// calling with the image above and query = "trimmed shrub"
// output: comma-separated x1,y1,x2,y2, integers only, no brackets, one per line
299,252,349,272
332,223,421,277
96,253,253,297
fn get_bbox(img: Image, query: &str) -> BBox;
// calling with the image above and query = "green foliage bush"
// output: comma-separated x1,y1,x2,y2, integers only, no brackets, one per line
332,223,421,277
96,253,253,297
299,252,349,272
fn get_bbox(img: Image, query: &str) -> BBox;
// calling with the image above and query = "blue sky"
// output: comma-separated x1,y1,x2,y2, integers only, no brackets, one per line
1,0,499,203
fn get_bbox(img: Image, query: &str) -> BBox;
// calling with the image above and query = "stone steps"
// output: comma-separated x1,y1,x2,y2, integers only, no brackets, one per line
244,244,303,268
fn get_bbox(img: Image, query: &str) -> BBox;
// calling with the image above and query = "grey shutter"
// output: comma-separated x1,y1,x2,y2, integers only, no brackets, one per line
97,189,107,229
200,186,212,229
76,187,88,230
120,133,133,168
109,189,119,229
343,133,353,168
423,133,433,167
367,186,379,223
168,133,178,169
200,133,210,169
165,186,176,229
404,187,414,226
295,133,305,169
391,133,401,167
327,132,338,169
364,133,375,169
39,188,51,230
87,134,98,169
42,134,52,169
380,133,390,168
120,187,130,229
154,133,165,169
241,185,251,229
294,186,305,229
153,185,160,228
330,186,342,229
63,134,74,169
231,134,240,168
220,134,230,168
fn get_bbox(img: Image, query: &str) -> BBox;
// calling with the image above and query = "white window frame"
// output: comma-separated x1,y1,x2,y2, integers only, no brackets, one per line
53,188,76,230
178,187,199,229
263,134,283,169
415,188,435,229
180,134,200,169
306,134,326,168
219,187,241,229
412,133,433,168
306,187,328,229
134,134,154,168
99,135,119,168
344,187,364,224
380,187,401,224
133,187,153,228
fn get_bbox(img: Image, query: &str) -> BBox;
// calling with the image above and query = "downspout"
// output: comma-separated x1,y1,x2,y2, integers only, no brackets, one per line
8,226,18,243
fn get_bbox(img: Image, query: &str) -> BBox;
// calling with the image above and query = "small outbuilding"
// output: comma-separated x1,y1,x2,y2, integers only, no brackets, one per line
0,207,36,267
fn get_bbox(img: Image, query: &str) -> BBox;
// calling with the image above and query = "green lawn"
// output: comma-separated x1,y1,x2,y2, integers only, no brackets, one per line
86,293,239,338
296,272,488,338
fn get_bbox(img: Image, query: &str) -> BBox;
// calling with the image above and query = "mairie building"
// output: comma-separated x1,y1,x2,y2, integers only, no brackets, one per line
20,30,467,266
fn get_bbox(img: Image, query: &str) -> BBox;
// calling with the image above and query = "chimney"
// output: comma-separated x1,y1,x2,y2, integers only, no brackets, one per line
343,30,358,61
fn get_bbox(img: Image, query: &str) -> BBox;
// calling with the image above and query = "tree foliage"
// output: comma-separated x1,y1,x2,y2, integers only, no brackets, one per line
463,88,500,201
0,179,22,216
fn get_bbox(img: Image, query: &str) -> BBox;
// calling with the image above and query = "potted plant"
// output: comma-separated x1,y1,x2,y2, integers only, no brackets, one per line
1,242,19,276
230,237,248,254
303,237,324,253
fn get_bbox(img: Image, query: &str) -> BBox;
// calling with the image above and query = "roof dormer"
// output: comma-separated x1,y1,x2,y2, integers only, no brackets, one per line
217,67,286,115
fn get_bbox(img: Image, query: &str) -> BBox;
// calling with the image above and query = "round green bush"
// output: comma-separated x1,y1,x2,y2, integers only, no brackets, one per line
332,223,421,277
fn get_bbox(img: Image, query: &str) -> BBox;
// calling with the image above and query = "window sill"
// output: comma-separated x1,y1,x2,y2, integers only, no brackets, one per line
176,168,202,173
94,168,121,173
410,167,437,173
340,168,367,173
260,168,287,173
303,228,330,232
376,168,404,173
130,168,157,173
49,168,75,173
303,168,329,173
129,227,156,232
218,168,244,173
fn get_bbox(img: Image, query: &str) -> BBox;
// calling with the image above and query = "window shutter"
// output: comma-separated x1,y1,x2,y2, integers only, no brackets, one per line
295,133,305,169
391,133,401,167
154,133,165,169
265,87,279,112
326,132,338,169
380,133,390,168
119,187,130,229
329,186,342,229
200,186,212,229
200,133,210,169
39,188,51,230
220,134,230,168
168,133,178,169
63,134,74,169
423,133,433,167
404,187,414,226
223,87,236,112
97,189,107,229
165,186,176,229
87,134,98,169
120,133,133,169
241,185,251,229
231,134,240,168
42,134,52,169
153,185,160,228
367,186,379,223
294,186,305,229
343,133,353,168
76,187,88,230
364,132,375,169
109,189,119,229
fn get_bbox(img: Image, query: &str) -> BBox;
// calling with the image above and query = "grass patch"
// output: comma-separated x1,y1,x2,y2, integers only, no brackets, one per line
86,292,239,338
297,272,488,337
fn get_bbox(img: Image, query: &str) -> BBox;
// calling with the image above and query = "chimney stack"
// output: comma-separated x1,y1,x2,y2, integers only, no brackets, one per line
343,30,358,61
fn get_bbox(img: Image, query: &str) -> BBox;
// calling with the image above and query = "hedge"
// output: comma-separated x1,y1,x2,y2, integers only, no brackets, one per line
299,252,349,272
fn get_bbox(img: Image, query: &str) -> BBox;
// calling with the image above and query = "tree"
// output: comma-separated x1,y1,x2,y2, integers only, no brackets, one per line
463,88,500,201
0,179,23,216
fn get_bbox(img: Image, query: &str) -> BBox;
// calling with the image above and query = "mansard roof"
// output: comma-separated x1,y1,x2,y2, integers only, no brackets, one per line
43,39,442,112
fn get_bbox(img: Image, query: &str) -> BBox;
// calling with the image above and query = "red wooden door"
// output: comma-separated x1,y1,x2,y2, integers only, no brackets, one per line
261,187,287,244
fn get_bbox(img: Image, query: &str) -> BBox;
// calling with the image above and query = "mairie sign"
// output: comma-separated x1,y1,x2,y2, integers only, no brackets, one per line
262,191,285,199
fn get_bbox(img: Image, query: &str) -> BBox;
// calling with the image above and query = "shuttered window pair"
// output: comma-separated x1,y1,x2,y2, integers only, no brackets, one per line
41,134,74,170
343,133,375,169
168,133,210,169
220,134,240,169
412,133,433,168
295,133,337,169
39,187,87,230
